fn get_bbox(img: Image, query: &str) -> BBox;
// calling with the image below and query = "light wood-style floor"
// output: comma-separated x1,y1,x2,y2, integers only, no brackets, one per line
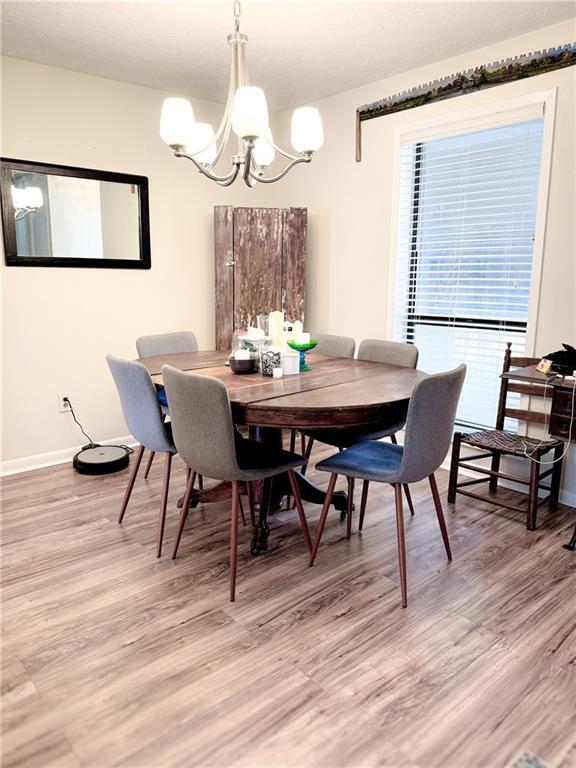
2,444,576,768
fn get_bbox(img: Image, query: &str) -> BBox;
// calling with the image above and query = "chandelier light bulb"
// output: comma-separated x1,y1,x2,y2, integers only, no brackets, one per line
291,107,324,154
25,187,44,209
187,123,217,165
232,86,269,139
11,185,44,210
11,186,29,210
160,97,195,148
252,130,275,167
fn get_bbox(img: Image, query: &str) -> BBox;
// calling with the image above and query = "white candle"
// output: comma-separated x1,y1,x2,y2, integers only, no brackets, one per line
295,332,310,345
291,320,303,340
268,310,285,349
273,367,283,378
234,349,250,360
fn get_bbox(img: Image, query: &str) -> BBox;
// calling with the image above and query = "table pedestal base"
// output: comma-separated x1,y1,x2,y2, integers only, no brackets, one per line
177,425,348,556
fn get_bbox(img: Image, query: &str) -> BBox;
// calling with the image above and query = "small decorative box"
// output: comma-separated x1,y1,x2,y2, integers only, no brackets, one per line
261,350,282,377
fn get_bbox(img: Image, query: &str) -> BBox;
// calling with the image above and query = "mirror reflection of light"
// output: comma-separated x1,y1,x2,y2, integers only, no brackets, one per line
12,185,44,219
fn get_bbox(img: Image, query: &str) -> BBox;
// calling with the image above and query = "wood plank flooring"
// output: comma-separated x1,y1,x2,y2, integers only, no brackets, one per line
1,444,575,768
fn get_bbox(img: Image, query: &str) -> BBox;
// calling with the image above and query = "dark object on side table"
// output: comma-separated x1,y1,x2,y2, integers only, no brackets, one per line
544,343,576,376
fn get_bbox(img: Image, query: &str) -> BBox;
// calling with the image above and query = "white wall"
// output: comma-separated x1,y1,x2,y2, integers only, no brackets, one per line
267,18,576,501
0,57,269,468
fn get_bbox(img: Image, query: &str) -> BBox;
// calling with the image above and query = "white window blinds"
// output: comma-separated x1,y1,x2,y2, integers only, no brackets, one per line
393,113,545,429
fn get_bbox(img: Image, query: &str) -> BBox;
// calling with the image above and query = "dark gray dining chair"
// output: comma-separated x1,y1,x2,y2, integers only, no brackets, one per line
107,355,178,558
310,364,466,608
135,331,200,481
162,365,312,602
301,339,419,515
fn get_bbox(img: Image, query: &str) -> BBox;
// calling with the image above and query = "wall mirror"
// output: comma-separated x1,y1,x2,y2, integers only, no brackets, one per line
1,158,150,268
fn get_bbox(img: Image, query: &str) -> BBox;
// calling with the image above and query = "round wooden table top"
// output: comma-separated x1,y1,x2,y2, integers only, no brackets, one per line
141,350,428,430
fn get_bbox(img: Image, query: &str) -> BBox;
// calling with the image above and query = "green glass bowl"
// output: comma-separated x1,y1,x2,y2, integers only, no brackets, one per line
287,340,317,372
287,340,318,353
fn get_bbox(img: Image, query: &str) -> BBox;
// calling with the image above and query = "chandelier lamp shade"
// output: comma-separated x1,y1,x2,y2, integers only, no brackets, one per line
11,185,44,220
159,1,324,187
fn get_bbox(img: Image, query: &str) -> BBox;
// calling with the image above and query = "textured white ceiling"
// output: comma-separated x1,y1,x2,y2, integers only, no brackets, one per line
1,1,575,112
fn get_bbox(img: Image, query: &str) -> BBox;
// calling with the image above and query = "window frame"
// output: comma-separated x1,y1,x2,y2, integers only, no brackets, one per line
387,88,557,362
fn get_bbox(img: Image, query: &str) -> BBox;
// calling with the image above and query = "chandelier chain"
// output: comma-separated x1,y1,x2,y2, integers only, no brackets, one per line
234,0,241,32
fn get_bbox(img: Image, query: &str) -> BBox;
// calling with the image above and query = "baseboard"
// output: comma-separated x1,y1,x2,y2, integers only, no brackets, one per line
0,435,138,477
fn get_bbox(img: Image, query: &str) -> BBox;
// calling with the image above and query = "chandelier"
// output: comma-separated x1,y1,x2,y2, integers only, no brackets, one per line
159,0,323,187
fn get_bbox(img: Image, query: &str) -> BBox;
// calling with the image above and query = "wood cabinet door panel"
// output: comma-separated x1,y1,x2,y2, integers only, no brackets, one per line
233,207,283,331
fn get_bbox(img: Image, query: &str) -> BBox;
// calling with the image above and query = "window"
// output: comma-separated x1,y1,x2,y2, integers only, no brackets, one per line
393,111,546,429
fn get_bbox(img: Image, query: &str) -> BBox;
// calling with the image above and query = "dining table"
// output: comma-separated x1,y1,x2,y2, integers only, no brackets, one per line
139,350,427,555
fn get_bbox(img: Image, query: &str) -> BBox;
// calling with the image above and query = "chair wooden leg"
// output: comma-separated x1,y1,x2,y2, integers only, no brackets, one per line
359,480,370,531
238,494,247,526
301,433,306,454
156,452,172,558
290,429,296,453
393,484,408,608
301,437,315,476
198,474,204,491
549,444,564,510
247,482,256,527
489,452,501,493
403,484,415,516
118,444,145,523
143,450,155,479
346,476,355,539
429,473,452,561
447,432,462,504
171,470,196,559
309,473,338,566
389,435,414,515
527,458,540,531
230,480,240,602
287,470,312,553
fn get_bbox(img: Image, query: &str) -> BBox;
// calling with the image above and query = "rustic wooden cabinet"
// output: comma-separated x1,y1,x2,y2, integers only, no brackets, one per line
214,206,307,351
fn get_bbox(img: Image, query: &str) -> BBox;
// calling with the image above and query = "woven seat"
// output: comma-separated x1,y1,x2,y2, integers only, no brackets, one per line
448,342,565,530
462,429,561,457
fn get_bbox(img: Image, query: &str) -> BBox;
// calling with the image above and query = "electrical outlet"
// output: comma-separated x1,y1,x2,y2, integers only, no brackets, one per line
58,392,72,413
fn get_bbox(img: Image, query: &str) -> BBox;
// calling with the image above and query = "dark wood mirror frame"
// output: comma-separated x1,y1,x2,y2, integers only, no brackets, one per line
1,158,151,269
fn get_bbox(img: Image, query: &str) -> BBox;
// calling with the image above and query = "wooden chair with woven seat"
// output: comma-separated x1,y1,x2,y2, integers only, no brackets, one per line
447,342,565,530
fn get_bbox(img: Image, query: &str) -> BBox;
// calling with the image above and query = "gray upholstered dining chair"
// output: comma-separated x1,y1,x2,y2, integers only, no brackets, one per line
136,331,199,358
314,333,356,359
301,339,419,515
162,365,313,602
135,331,200,481
309,364,466,607
107,354,178,558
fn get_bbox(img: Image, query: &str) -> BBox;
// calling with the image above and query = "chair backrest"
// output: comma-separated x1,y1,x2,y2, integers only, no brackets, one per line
161,365,240,480
107,355,174,453
313,333,356,359
495,341,549,431
358,339,419,368
136,331,199,358
399,364,466,483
